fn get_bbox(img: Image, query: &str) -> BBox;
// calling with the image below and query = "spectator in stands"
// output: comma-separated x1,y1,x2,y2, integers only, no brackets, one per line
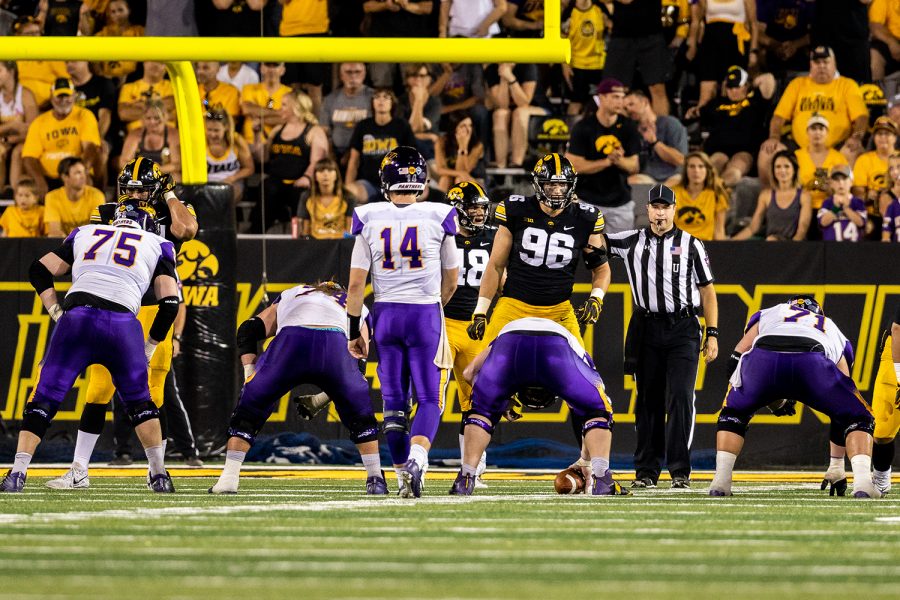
241,61,292,158
218,61,260,93
566,78,641,233
205,107,254,204
625,88,687,186
433,110,485,192
43,156,105,237
118,61,176,133
760,46,868,187
870,0,900,82
563,0,606,117
345,88,417,203
319,62,373,164
439,0,506,38
812,0,871,83
145,0,198,36
693,66,776,187
43,0,81,36
195,61,241,119
432,62,490,157
91,0,144,83
253,90,328,233
279,0,330,114
671,151,729,240
120,99,181,179
22,77,100,198
603,0,671,116
198,0,268,37
756,0,814,83
67,60,115,188
501,0,543,37
398,63,442,160
0,61,37,191
733,150,812,240
297,157,355,239
0,178,43,237
14,16,67,109
364,0,435,88
486,62,545,169
853,116,897,224
687,0,759,111
882,153,900,241
795,114,849,211
818,164,867,241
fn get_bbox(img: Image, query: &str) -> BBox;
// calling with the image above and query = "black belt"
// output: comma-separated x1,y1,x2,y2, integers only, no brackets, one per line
640,306,697,320
755,335,825,354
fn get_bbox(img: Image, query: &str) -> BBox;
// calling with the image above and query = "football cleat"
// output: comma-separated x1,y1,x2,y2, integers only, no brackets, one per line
46,467,90,490
449,471,475,496
0,469,25,492
366,471,389,495
820,468,848,497
631,477,657,489
148,471,175,493
473,476,488,489
398,459,423,498
852,479,883,499
708,487,733,497
873,471,892,496
591,470,630,496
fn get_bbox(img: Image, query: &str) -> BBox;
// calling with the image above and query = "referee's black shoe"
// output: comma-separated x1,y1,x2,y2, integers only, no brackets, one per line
671,477,691,489
631,477,657,488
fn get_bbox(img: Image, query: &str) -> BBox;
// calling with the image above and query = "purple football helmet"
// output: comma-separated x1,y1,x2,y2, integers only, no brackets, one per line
113,204,160,235
379,146,428,199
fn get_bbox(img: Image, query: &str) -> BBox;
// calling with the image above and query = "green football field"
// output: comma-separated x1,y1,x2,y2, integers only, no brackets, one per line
2,469,900,600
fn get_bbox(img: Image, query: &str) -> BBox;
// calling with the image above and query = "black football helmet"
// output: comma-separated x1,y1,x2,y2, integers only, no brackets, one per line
447,181,490,232
113,204,159,235
515,387,558,411
118,157,164,203
532,153,577,210
789,295,823,315
379,146,428,200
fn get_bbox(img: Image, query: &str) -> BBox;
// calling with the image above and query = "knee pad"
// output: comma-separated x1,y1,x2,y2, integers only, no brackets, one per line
463,415,494,436
127,400,160,427
79,402,108,435
22,400,59,438
845,418,875,438
717,407,750,437
347,414,379,444
383,410,409,435
227,406,268,445
582,413,614,435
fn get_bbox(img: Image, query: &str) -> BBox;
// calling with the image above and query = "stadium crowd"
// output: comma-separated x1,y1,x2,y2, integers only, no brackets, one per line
0,0,899,244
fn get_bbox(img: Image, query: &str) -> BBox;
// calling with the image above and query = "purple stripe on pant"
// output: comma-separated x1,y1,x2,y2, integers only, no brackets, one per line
238,326,374,425
471,333,611,419
372,302,445,444
33,307,150,407
726,349,874,424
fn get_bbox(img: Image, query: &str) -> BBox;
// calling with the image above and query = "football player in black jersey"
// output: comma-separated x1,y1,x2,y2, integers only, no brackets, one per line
45,157,199,489
444,181,495,487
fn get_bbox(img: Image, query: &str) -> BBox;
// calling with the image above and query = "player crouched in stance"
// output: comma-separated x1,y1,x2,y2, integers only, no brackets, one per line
710,296,880,498
209,282,387,495
1,207,179,493
450,317,628,496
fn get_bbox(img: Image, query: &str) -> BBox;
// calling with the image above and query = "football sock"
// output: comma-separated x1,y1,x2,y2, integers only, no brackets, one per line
221,450,246,479
712,451,737,489
73,431,100,471
12,452,32,475
144,445,165,477
458,434,465,461
850,454,872,485
591,457,610,478
873,440,895,472
361,453,381,478
408,444,429,470
461,463,476,477
476,451,487,477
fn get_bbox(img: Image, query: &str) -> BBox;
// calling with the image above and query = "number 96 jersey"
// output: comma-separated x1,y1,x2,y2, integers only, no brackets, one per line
495,195,604,306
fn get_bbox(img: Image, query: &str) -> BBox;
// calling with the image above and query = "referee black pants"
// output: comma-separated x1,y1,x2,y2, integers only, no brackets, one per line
633,315,702,482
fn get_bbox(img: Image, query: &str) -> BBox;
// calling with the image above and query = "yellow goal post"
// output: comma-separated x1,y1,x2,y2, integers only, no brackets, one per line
0,2,568,184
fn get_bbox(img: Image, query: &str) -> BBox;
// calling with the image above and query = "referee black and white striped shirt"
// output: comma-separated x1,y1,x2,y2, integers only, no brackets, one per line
606,227,714,314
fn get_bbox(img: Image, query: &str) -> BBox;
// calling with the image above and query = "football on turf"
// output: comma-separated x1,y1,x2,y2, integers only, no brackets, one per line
554,467,586,494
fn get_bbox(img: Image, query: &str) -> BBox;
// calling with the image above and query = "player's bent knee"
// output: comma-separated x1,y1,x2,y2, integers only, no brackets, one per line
463,414,495,436
22,400,59,438
347,415,379,444
127,400,160,427
717,408,750,437
227,406,268,445
582,413,614,434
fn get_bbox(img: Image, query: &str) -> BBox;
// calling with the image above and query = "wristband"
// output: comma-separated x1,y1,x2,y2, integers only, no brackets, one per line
164,191,178,202
348,314,362,340
173,334,183,343
705,327,719,338
590,288,605,301
475,297,492,315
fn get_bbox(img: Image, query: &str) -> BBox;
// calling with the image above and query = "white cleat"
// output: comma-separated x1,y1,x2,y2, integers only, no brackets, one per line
473,475,488,489
208,477,239,494
46,467,90,490
873,471,892,496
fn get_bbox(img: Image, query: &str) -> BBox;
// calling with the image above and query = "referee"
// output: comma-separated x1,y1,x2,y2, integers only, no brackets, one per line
607,184,719,489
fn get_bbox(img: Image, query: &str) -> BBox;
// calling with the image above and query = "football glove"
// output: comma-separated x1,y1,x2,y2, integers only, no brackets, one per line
895,385,899,410
160,172,176,195
502,396,523,422
767,399,797,417
48,303,64,322
575,297,603,325
467,313,487,340
294,392,333,420
820,475,848,497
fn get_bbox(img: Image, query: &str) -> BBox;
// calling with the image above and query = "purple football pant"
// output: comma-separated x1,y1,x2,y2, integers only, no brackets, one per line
725,349,874,424
471,333,613,420
373,302,447,445
32,307,150,408
239,326,374,426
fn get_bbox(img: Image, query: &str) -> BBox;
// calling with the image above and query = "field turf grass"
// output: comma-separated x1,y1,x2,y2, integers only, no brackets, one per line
2,468,900,599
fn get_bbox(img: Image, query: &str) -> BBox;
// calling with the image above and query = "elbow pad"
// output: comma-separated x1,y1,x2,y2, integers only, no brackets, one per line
583,245,609,270
148,296,180,343
237,316,268,356
29,259,55,294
